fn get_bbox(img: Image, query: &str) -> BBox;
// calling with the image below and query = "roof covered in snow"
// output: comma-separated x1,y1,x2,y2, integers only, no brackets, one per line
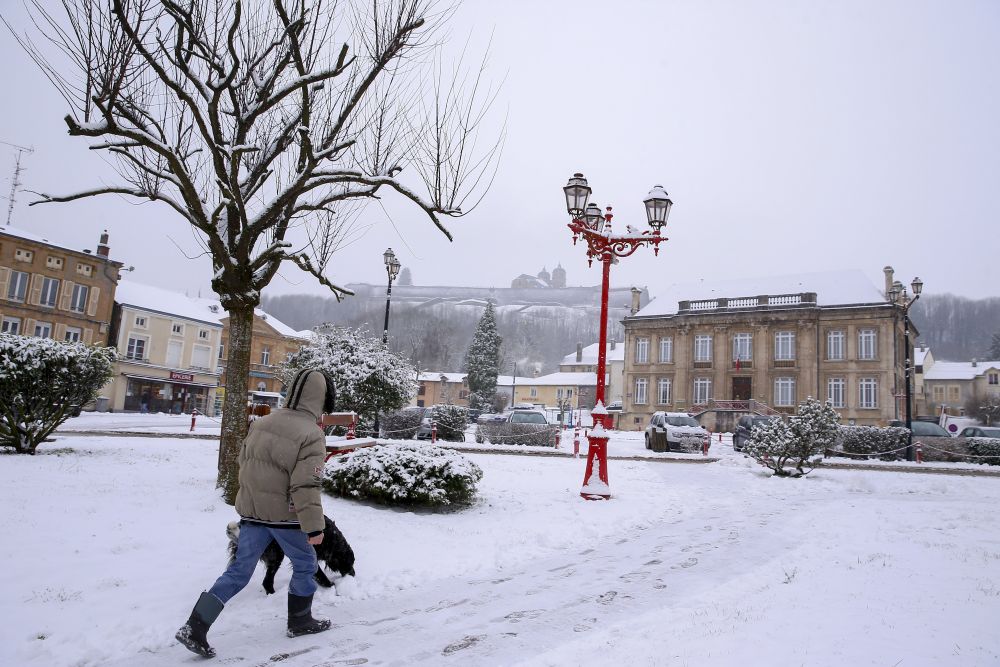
0,223,123,265
496,375,534,387
515,372,597,387
635,270,887,318
923,361,1000,381
561,342,625,366
914,347,931,366
418,372,467,383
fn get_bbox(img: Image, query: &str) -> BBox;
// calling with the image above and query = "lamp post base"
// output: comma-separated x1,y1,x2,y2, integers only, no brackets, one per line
580,427,610,500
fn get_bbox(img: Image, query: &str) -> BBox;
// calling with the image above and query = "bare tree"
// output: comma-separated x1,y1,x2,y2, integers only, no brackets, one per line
6,0,502,503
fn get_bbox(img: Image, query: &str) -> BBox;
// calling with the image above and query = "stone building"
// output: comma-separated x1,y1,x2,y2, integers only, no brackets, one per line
621,268,910,431
559,341,624,406
412,372,469,407
923,358,1000,417
0,225,123,344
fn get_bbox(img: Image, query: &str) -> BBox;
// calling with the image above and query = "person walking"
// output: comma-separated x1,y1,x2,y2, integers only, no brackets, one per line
176,368,337,658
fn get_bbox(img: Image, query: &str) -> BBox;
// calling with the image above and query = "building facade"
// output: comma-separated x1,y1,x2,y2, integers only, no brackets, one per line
218,311,309,410
923,359,1000,416
559,341,624,406
621,269,909,431
511,372,597,410
412,372,470,408
0,226,122,344
105,281,223,414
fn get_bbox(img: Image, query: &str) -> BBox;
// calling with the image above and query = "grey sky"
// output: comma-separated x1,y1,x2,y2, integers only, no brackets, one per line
1,0,997,304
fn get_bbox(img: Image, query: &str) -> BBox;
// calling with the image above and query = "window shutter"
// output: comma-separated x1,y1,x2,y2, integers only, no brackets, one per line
29,273,43,305
60,280,75,311
83,328,93,345
0,267,9,298
55,323,67,341
24,318,36,336
87,285,101,317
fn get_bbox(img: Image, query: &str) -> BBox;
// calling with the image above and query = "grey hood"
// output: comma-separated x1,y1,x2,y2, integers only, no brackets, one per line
283,369,327,421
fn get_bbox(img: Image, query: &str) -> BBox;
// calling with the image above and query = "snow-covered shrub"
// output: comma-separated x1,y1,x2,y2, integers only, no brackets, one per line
967,437,1000,465
744,398,840,477
838,426,909,461
431,404,467,442
380,408,425,440
323,443,483,507
282,328,416,427
475,422,557,447
0,335,115,454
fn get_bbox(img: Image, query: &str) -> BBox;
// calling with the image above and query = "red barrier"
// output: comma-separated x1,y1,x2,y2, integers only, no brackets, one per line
190,409,198,432
573,426,580,458
702,438,709,456
916,443,923,464
431,422,437,444
347,421,356,440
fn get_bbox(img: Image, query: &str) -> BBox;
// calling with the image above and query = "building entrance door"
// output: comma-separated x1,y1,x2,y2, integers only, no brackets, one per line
732,377,752,400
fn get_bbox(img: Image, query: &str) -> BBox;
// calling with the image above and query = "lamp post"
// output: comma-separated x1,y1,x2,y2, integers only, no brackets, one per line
382,248,401,344
889,276,923,461
563,173,672,499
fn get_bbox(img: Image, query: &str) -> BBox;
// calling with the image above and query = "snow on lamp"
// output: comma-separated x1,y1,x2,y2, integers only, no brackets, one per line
643,184,673,231
564,173,591,218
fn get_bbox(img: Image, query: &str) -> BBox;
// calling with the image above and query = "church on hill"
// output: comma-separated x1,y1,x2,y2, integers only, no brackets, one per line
510,264,567,289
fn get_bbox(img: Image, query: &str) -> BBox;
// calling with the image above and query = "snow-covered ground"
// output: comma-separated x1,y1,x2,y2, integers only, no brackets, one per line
2,433,999,666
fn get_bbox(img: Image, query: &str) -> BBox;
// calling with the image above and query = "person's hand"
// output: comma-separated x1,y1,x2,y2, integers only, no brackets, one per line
308,534,324,546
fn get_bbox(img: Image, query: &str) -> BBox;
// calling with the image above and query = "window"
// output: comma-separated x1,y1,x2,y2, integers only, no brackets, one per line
46,256,64,270
775,331,795,361
261,345,271,365
659,337,673,363
693,377,712,404
932,385,945,403
134,316,147,328
198,329,210,340
826,330,845,360
557,388,564,399
14,248,33,263
947,386,961,402
859,378,878,409
76,263,93,277
7,270,29,301
191,345,211,369
566,389,573,398
40,277,59,308
34,321,52,339
694,335,713,362
774,377,795,407
635,337,649,363
171,323,184,336
732,333,752,362
64,326,82,343
219,342,225,359
529,387,537,398
418,383,426,396
827,378,846,408
257,382,267,392
126,336,147,360
70,284,89,313
858,329,877,360
166,340,183,367
634,378,648,404
657,377,672,404
2,317,21,334
989,373,999,386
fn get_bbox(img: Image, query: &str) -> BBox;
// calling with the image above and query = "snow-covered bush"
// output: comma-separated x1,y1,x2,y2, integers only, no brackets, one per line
967,437,1000,466
838,426,909,461
323,443,483,507
381,408,425,440
282,328,416,427
0,335,115,454
475,422,558,447
744,398,840,477
431,404,467,442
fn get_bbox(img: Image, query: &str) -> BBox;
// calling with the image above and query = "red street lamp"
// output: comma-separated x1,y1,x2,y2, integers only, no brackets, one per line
563,173,672,500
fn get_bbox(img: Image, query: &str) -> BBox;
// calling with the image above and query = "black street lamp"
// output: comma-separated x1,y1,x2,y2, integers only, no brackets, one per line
890,276,923,461
382,247,401,344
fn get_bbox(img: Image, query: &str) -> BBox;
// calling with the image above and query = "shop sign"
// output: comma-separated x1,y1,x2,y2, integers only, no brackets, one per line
170,371,195,382
249,371,271,378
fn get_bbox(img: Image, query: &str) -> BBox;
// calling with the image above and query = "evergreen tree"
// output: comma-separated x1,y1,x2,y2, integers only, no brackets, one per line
464,303,502,411
399,267,413,286
988,332,1000,360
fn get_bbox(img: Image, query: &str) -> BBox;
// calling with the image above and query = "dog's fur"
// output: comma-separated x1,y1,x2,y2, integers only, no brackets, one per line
226,516,356,595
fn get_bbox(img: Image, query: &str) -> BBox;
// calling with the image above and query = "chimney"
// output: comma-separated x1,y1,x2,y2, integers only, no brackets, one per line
97,230,110,258
576,342,583,363
883,266,894,300
630,286,642,315
972,358,978,368
610,340,616,351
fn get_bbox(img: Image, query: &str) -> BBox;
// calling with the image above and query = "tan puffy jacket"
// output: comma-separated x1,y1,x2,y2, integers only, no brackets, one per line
235,369,327,535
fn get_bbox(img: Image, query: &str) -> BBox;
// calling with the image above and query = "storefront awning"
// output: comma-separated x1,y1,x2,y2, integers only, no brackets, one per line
123,373,219,389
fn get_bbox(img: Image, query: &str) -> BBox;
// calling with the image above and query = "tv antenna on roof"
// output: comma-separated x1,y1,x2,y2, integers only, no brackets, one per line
1,140,35,226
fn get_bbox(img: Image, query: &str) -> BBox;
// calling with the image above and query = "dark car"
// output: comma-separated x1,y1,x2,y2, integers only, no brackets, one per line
733,415,778,452
889,420,952,437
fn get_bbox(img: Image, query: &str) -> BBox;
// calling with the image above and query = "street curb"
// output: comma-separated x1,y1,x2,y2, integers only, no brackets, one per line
56,430,219,441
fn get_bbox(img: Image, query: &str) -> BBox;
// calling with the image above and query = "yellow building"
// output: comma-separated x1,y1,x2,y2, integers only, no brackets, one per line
511,372,597,409
412,372,469,408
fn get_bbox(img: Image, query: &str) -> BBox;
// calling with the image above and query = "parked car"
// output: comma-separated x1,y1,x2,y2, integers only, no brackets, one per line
957,426,1000,439
475,409,556,446
413,407,434,440
466,408,482,423
888,419,967,461
644,412,710,452
508,410,548,425
733,415,779,452
889,420,952,438
477,412,507,424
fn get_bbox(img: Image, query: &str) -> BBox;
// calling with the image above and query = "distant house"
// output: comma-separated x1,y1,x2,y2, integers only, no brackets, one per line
923,359,1000,416
511,372,597,410
559,341,625,406
413,372,469,408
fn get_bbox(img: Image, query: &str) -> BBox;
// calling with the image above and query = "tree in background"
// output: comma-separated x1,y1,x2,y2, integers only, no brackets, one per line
464,302,501,411
0,335,115,454
988,333,1000,360
281,328,416,433
11,0,501,502
399,267,413,286
964,394,1000,426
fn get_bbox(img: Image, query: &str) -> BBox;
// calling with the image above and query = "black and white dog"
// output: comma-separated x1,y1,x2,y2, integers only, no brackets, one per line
226,516,356,595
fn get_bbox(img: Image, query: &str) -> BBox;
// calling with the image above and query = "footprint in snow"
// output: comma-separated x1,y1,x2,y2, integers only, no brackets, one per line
503,610,544,623
573,618,597,632
442,635,485,655
597,591,618,605
673,557,698,569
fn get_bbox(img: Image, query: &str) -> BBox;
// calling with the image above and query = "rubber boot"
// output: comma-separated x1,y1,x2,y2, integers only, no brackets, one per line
176,591,225,658
287,593,331,638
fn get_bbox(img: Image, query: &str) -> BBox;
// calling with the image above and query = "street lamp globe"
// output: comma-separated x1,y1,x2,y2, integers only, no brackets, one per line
584,202,604,230
383,247,396,267
643,184,673,231
564,173,591,218
911,277,923,296
389,257,401,281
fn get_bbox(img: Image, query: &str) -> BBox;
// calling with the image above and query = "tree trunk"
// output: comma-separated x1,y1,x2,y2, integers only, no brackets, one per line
217,305,254,505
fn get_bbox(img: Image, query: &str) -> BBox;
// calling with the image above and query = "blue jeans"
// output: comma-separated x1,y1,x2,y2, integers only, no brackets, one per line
208,522,318,603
